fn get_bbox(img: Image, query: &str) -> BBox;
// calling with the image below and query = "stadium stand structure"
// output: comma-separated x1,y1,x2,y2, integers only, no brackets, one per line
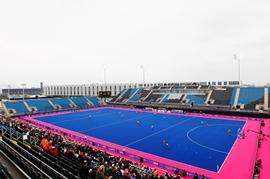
115,88,138,103
4,101,29,115
109,85,270,117
208,87,236,106
185,95,206,105
128,88,143,102
86,96,101,106
26,99,55,113
143,92,164,103
237,87,265,110
70,97,91,108
0,85,269,179
109,89,126,102
2,96,101,116
165,93,183,103
51,98,74,110
0,164,12,179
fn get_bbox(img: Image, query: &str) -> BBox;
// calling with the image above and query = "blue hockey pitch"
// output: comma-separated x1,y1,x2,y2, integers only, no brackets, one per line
35,107,245,172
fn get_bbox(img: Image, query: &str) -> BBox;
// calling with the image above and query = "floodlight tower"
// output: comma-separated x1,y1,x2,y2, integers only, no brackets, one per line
140,65,145,84
234,54,241,86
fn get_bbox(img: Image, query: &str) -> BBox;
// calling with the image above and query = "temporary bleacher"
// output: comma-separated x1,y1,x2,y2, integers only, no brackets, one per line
70,97,89,108
209,88,236,106
3,96,101,116
166,93,183,103
186,95,206,105
108,86,269,114
139,89,152,101
26,99,54,112
128,88,143,102
237,87,264,110
116,88,138,103
0,124,78,179
4,101,29,114
51,98,72,109
159,94,169,103
86,96,101,106
110,89,126,102
144,93,164,103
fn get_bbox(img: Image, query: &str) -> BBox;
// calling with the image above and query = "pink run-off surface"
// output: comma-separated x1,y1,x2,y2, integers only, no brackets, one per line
256,120,270,179
17,107,267,179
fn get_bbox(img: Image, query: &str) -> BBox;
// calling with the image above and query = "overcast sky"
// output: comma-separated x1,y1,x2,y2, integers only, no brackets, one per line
0,0,269,88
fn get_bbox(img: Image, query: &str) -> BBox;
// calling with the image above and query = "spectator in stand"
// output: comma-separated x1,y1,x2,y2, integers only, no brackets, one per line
96,165,106,179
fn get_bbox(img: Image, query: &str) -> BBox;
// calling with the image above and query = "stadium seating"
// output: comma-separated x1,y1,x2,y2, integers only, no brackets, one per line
109,86,270,112
166,93,183,103
4,101,29,114
144,93,164,103
116,88,138,103
3,96,101,116
186,95,206,105
0,164,12,179
86,96,101,106
209,88,235,106
51,98,73,109
109,89,124,102
139,89,152,101
70,97,89,108
26,99,54,112
128,88,143,102
237,87,264,110
160,94,170,103
0,122,79,178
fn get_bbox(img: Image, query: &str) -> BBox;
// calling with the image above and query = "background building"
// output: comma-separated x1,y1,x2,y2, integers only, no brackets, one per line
2,83,43,99
43,81,240,97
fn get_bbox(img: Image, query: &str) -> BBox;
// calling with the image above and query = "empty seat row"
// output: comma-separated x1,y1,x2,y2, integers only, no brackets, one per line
3,96,101,115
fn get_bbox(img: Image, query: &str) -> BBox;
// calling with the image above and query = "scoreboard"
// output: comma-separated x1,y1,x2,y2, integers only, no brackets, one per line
98,91,111,98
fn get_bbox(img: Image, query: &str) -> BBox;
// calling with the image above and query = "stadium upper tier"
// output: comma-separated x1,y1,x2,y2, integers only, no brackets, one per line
2,96,101,115
110,86,269,112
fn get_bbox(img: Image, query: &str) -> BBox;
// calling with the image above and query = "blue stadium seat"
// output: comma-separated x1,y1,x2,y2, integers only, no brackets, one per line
70,97,89,108
186,95,205,105
128,88,143,102
86,96,101,106
51,98,72,109
160,94,169,103
229,88,237,105
26,99,54,112
238,87,264,105
4,101,29,114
